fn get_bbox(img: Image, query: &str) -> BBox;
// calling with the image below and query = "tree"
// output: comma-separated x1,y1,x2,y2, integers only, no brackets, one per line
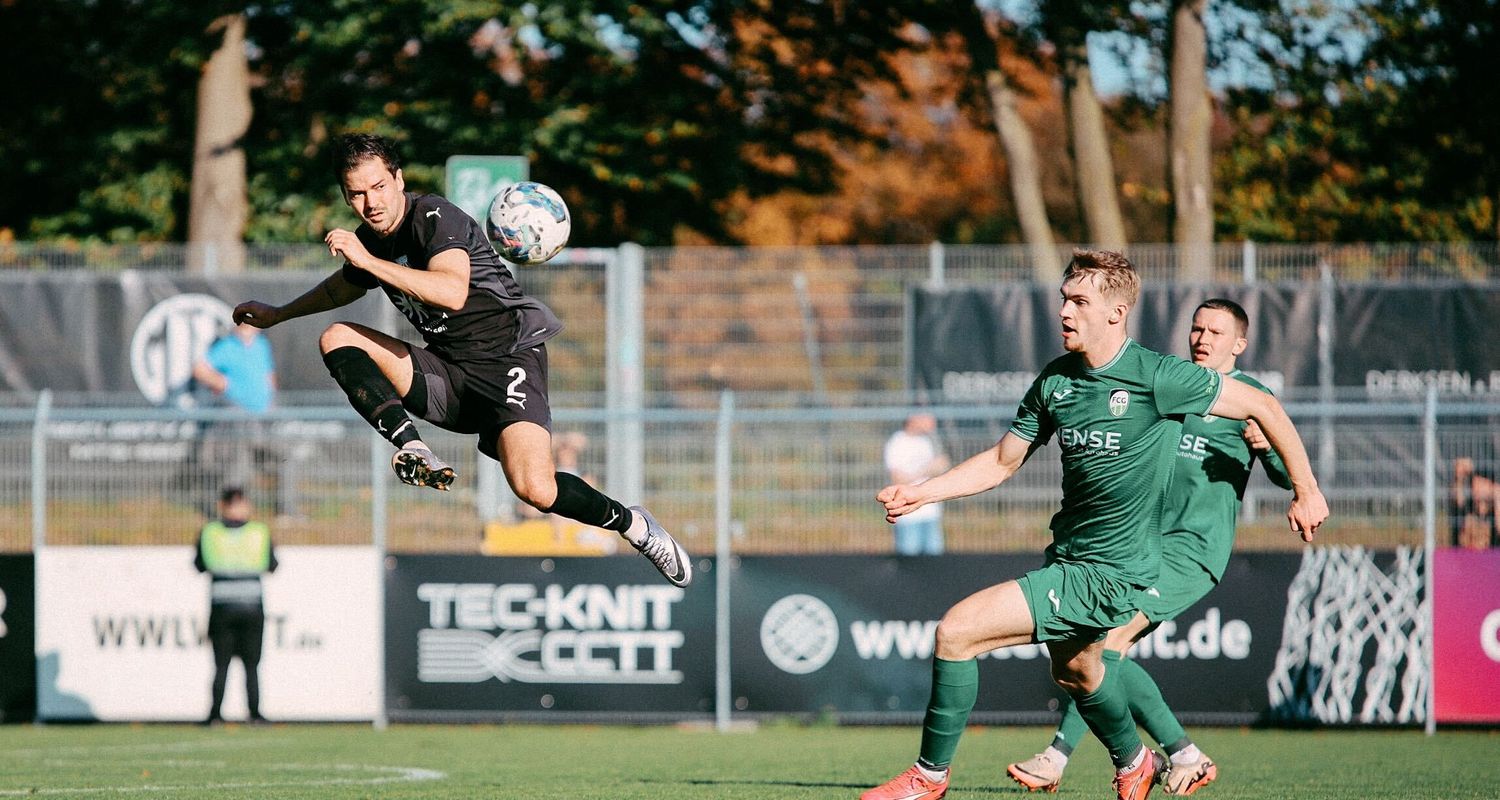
1169,0,1213,277
188,13,252,272
1217,0,1499,242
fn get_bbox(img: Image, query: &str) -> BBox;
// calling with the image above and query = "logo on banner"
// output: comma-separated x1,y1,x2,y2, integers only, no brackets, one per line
760,594,839,675
415,582,686,684
1483,609,1500,663
130,293,233,408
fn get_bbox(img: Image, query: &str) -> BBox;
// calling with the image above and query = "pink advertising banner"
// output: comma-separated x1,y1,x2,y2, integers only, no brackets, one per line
1433,548,1500,723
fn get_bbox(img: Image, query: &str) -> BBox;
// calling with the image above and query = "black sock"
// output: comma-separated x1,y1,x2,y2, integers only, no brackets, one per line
322,346,420,448
544,471,632,534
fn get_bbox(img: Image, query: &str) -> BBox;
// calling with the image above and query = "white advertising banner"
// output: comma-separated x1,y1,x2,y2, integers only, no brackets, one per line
36,546,379,721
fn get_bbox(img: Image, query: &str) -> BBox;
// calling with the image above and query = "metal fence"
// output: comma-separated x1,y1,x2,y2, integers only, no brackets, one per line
3,241,1496,281
4,393,1495,556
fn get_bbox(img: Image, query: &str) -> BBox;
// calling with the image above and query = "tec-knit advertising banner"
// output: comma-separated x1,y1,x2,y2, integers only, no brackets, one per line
734,554,1300,723
385,556,715,719
35,546,380,721
0,555,36,722
1433,548,1500,723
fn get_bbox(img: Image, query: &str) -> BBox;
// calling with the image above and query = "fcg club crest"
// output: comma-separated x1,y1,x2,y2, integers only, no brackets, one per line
1108,389,1130,417
130,294,233,408
760,594,839,675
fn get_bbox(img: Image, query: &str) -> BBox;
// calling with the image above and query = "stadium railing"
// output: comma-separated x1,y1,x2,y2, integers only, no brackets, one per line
3,392,1495,555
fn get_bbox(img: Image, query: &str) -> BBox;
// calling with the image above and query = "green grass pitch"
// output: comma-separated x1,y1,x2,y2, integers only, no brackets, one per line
1,722,1496,798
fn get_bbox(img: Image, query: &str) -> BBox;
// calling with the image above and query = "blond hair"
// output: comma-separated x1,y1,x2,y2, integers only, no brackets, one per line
1063,249,1140,306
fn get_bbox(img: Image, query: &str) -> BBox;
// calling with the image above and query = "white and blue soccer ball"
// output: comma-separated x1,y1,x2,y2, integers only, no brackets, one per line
486,181,571,266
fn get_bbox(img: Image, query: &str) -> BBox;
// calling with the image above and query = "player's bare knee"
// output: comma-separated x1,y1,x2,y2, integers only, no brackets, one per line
510,471,559,511
1050,662,1093,694
933,613,980,660
319,322,366,354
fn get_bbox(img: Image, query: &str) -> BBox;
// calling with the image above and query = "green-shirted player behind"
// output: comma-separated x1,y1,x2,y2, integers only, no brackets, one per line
1006,298,1292,796
861,253,1328,800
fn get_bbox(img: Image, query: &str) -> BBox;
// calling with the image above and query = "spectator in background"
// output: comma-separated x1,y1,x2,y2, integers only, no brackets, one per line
195,487,277,725
1450,457,1499,548
194,322,277,414
194,321,297,516
884,413,949,555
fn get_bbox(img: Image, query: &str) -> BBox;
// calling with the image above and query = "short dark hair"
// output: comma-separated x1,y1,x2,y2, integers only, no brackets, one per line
220,486,246,506
1197,298,1249,337
332,133,401,181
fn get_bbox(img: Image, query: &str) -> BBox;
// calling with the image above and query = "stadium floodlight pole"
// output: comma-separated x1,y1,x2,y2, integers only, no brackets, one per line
714,390,735,733
371,427,390,732
31,389,52,551
1421,385,1437,736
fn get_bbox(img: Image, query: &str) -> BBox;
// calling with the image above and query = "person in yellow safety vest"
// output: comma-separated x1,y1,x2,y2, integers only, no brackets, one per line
194,486,277,725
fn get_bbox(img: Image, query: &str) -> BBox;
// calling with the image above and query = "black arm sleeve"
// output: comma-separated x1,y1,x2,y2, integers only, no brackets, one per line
193,531,207,573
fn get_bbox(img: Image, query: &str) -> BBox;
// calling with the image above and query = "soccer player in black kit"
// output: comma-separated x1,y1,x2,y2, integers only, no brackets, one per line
231,134,691,586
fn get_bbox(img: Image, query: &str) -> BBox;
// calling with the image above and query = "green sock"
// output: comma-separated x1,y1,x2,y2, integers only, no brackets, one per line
1071,650,1141,768
1051,693,1089,756
1117,656,1187,749
917,657,979,769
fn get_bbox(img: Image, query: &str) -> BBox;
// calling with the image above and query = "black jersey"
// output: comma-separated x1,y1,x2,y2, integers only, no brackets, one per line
343,192,562,361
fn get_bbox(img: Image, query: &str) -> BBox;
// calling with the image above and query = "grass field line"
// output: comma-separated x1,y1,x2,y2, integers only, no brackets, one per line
0,762,447,796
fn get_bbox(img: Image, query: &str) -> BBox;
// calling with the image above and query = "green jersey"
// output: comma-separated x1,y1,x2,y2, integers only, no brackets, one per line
1162,370,1292,580
1009,339,1223,585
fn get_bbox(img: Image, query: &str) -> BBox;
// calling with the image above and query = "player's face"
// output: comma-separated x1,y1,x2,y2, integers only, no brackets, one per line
1058,274,1121,354
1189,307,1247,372
341,159,406,236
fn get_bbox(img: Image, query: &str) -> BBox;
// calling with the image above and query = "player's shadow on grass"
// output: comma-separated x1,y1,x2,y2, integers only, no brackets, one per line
648,778,1019,795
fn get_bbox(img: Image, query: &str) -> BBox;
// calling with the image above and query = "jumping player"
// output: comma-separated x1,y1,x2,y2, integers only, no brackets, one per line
862,252,1327,800
230,133,691,587
1006,298,1292,796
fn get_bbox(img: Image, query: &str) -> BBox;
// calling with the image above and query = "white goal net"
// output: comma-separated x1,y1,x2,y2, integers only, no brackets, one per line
1267,546,1429,724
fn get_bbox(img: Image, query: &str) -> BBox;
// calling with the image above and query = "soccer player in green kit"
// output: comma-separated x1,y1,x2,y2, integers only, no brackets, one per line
1006,298,1291,796
861,253,1328,800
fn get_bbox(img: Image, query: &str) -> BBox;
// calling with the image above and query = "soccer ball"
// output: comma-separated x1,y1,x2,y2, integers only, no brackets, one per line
486,181,571,266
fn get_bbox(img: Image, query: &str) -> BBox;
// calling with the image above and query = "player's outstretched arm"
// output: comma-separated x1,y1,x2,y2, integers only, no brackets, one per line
1210,380,1328,541
877,432,1038,523
233,269,367,329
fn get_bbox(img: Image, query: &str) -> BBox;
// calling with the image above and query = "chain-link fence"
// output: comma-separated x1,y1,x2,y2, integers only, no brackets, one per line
4,396,1494,556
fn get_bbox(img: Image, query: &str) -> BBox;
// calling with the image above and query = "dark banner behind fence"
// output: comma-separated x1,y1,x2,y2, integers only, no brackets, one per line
0,555,35,722
912,283,1500,400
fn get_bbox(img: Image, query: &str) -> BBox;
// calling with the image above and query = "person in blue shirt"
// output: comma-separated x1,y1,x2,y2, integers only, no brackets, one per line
195,322,277,413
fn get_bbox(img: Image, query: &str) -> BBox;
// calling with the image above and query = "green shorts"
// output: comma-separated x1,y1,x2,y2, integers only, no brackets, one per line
1138,542,1217,623
1017,560,1144,643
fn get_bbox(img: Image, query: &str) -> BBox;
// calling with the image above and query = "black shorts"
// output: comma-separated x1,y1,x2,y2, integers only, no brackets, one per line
403,344,552,459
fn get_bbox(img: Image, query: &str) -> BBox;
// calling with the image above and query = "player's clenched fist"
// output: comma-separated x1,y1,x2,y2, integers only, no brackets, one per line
232,301,281,328
877,484,928,524
325,228,374,269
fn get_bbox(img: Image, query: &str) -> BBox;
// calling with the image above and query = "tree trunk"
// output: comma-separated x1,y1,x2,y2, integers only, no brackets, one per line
1169,0,1213,280
188,14,251,273
1063,43,1127,250
986,69,1061,282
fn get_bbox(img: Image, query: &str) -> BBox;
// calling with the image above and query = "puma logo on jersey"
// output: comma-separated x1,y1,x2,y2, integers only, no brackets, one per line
506,396,527,410
425,208,441,219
